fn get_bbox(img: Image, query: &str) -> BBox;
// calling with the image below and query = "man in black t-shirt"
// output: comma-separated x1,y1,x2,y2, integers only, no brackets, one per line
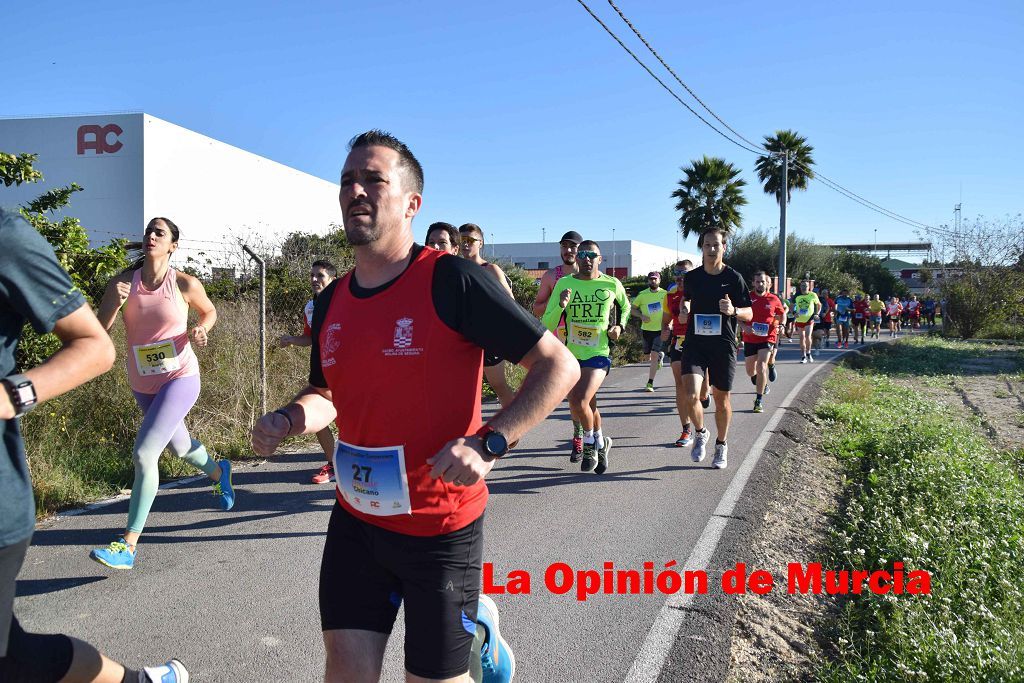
680,227,752,470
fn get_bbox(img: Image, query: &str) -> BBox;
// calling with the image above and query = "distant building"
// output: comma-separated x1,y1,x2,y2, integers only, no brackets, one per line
486,240,697,280
880,258,945,295
0,113,340,272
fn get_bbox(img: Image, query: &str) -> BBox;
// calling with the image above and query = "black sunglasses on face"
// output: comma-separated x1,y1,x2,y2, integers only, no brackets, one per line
576,250,600,260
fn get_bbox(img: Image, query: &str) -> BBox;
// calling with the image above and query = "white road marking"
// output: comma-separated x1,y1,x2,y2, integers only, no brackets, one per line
624,351,841,682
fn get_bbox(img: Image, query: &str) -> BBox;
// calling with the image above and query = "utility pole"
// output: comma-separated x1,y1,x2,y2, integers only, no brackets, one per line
542,227,546,242
777,150,789,297
612,227,616,276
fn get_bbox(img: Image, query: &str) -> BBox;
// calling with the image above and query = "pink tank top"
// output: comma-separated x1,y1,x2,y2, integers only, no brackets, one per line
122,268,199,394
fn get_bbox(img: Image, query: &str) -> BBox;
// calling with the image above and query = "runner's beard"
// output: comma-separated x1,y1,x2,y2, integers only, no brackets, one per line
345,222,381,246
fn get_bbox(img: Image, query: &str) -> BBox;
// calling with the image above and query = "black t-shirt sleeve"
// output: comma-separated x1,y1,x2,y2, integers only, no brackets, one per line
308,279,338,389
730,268,752,309
431,255,545,363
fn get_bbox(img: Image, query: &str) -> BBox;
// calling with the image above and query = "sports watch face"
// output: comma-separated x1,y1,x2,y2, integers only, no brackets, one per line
483,430,509,458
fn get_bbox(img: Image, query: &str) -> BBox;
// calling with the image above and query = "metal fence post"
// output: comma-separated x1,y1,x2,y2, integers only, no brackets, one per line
242,245,266,419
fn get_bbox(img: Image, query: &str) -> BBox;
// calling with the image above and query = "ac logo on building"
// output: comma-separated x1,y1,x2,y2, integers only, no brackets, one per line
77,124,123,155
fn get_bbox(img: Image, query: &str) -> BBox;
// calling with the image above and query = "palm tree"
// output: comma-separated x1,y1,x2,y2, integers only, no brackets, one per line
671,156,748,240
754,130,815,205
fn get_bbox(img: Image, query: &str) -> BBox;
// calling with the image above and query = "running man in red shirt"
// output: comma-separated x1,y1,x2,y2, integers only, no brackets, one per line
280,260,339,484
852,293,870,344
662,259,709,446
252,130,578,683
742,271,786,413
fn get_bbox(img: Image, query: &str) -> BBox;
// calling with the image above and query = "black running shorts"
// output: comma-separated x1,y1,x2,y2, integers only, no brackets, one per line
0,537,74,681
680,340,737,392
668,335,685,363
641,330,664,355
484,353,503,367
320,502,483,680
743,341,774,357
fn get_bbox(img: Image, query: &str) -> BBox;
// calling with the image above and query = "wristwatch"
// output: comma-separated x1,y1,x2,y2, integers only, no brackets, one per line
476,425,510,460
2,374,38,418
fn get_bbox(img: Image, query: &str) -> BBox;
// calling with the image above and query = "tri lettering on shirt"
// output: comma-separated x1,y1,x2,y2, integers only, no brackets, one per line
566,287,611,320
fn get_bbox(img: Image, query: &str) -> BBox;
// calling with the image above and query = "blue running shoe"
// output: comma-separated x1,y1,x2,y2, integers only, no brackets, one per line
213,460,235,511
142,658,189,682
477,594,515,683
90,538,135,570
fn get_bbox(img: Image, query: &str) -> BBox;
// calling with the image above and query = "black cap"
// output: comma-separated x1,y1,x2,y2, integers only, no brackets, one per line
559,230,583,245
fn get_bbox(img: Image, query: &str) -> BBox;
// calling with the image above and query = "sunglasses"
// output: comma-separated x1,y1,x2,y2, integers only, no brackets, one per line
576,250,600,260
671,269,686,276
459,236,481,245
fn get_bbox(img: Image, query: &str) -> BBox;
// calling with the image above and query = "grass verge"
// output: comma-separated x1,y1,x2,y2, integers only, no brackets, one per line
814,338,1024,681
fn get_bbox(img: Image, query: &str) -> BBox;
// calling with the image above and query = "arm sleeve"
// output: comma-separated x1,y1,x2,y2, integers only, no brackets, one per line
616,281,631,322
432,256,545,364
541,279,568,332
0,211,85,335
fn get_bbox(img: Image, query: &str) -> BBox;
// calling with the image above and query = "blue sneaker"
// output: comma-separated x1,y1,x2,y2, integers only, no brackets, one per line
90,538,135,570
142,658,189,682
213,460,235,511
477,593,515,683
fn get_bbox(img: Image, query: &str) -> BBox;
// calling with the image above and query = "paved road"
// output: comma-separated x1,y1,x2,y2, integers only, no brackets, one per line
16,336,869,682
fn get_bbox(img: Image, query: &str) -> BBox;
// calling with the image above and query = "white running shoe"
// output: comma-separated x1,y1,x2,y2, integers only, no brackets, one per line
800,355,808,364
142,660,189,683
691,428,709,463
712,442,728,469
807,353,814,362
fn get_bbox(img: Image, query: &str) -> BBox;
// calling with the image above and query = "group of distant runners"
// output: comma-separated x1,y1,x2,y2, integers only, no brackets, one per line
1,129,928,683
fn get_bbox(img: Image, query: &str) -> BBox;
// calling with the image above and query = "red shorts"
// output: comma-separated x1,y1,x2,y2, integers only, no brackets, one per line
794,321,814,329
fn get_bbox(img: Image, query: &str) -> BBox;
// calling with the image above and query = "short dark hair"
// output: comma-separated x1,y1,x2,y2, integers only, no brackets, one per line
752,270,768,279
578,239,601,253
348,129,424,195
459,223,484,241
311,260,337,278
697,227,728,249
426,222,459,246
678,259,693,268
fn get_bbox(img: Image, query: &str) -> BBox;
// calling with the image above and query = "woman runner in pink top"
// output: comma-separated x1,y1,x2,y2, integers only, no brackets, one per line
90,217,231,570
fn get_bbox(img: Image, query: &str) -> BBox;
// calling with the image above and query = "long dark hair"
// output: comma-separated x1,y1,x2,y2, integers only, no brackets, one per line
122,217,180,273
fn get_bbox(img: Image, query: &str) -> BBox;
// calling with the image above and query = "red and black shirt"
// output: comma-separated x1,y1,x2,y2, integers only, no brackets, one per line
310,245,545,536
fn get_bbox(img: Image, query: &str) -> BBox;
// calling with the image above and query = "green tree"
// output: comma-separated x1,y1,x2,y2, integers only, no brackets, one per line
754,130,815,206
671,156,747,240
1,152,129,369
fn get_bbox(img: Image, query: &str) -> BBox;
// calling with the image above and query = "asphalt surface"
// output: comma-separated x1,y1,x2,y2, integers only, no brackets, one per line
16,334,876,682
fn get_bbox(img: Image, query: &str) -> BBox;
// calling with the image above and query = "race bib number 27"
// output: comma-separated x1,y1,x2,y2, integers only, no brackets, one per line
333,440,412,516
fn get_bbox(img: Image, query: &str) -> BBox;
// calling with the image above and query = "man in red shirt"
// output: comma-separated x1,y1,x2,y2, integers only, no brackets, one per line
852,293,870,344
251,130,578,683
742,271,786,413
662,259,709,446
279,260,339,484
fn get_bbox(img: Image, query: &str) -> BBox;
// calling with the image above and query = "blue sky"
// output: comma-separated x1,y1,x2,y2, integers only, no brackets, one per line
4,0,1021,255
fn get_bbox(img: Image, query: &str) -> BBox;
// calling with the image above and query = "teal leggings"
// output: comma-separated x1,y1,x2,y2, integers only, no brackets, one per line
127,374,218,534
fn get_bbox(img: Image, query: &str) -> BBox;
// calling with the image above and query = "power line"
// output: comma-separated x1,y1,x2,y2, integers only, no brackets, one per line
606,0,767,153
574,0,765,156
578,0,943,234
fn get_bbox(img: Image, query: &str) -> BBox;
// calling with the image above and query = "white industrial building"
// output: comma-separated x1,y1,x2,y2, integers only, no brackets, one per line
488,240,697,279
0,113,341,273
